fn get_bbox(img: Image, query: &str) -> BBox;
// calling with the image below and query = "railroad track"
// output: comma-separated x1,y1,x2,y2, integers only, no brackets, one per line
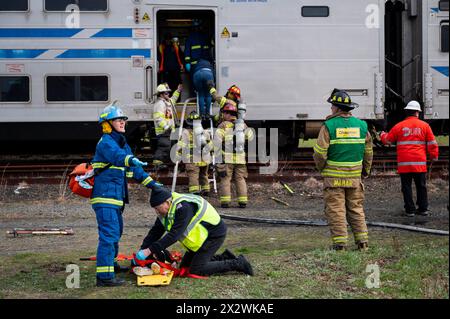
1,147,448,185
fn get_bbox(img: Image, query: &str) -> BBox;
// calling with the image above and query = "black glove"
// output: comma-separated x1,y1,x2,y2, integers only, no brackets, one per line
151,249,167,262
163,249,175,263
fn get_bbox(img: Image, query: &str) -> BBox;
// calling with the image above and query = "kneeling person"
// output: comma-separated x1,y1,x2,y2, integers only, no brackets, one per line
136,187,254,276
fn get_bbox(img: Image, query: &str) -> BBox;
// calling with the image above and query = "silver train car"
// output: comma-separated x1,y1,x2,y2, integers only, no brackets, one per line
0,0,448,148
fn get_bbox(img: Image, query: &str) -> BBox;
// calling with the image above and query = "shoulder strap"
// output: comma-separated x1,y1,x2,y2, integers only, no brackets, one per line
92,162,113,176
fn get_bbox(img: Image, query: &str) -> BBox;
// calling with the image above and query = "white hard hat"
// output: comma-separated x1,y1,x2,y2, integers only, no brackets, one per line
404,100,422,112
154,83,172,96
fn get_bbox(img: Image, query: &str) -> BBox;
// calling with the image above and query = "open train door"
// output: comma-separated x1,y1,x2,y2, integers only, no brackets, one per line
153,7,217,103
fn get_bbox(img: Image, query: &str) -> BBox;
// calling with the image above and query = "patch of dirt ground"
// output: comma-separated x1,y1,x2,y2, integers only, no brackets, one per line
0,177,448,256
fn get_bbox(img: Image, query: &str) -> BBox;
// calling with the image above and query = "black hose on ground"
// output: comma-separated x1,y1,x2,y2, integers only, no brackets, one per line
220,214,449,236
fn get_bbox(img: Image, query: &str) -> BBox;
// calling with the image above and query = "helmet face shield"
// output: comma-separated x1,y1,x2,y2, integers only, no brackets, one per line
99,103,128,123
221,102,238,114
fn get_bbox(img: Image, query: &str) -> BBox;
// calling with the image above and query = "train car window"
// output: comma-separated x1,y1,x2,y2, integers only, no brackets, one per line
0,76,30,102
0,0,28,11
301,6,329,17
439,0,449,11
441,22,449,52
46,75,108,102
45,0,108,12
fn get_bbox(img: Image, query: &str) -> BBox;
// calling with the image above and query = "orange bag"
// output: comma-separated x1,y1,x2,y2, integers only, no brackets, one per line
68,163,95,198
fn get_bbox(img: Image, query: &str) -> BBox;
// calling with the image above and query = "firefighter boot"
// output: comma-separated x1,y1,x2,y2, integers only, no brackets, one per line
357,242,369,251
96,277,125,287
332,244,347,252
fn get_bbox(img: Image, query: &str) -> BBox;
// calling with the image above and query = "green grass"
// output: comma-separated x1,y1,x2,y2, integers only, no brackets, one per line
436,136,449,146
0,228,448,299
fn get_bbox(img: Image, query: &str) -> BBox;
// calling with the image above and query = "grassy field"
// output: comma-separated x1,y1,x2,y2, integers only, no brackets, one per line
0,227,448,299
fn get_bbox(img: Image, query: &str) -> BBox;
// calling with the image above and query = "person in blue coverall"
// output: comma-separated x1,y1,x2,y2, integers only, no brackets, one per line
184,19,215,118
192,58,215,119
184,19,211,75
92,102,162,287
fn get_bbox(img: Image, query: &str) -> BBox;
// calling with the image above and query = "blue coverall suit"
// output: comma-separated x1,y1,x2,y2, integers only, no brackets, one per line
91,131,157,280
184,31,210,71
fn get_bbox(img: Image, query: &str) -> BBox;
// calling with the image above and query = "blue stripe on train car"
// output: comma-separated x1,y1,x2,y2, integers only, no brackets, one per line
91,29,133,38
0,28,133,38
56,49,151,59
432,66,449,77
0,49,47,59
0,28,83,38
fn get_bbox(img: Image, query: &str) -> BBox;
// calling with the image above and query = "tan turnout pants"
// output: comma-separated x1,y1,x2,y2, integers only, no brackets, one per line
323,182,368,246
217,164,248,205
185,163,210,194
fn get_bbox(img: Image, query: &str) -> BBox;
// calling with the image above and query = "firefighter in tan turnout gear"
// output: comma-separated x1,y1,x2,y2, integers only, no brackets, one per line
175,111,213,195
313,89,373,251
152,83,183,169
214,101,255,208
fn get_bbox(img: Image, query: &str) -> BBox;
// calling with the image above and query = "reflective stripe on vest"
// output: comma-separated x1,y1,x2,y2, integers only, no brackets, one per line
323,116,367,179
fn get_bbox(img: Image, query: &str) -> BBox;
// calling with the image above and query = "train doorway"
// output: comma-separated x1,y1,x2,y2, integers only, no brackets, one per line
155,9,216,102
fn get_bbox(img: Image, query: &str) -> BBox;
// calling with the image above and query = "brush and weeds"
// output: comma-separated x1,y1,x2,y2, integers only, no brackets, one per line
0,227,448,299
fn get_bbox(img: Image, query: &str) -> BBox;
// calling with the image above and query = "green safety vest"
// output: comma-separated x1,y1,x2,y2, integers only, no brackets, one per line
322,116,368,180
160,192,221,252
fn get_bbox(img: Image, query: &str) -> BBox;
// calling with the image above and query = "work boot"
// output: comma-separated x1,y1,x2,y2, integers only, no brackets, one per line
403,211,415,217
234,255,254,276
211,249,237,262
114,264,130,273
200,190,210,197
238,202,247,209
417,210,431,216
222,249,237,260
332,244,347,251
221,203,230,208
96,277,125,287
357,242,369,252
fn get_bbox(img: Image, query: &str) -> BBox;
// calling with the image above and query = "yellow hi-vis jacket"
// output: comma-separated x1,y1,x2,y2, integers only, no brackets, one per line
160,193,221,252
214,121,255,165
153,91,180,135
175,128,213,166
